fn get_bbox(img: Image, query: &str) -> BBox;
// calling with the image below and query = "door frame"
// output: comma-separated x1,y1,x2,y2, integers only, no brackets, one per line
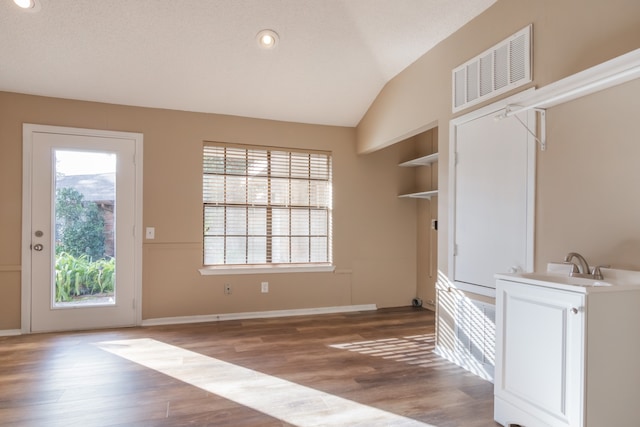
21,124,143,333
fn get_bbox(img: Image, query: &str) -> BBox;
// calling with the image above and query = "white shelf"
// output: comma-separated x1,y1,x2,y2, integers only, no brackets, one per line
398,190,438,199
399,153,439,167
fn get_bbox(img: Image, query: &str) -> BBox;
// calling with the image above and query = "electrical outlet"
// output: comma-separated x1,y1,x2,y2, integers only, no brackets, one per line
224,283,232,295
261,282,269,293
145,227,155,239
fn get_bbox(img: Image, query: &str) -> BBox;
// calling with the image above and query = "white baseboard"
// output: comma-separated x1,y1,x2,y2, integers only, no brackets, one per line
141,304,378,327
0,329,22,337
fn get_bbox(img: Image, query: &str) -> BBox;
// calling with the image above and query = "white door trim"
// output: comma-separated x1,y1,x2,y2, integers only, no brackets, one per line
21,124,143,333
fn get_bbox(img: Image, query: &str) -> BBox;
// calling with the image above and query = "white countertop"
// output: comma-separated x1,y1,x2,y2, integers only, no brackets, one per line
495,267,640,294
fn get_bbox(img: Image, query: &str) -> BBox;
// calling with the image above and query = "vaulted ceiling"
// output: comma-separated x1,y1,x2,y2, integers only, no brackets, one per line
0,0,496,126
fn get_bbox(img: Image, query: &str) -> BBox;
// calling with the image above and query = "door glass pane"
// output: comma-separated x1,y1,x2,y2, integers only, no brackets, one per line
54,150,116,308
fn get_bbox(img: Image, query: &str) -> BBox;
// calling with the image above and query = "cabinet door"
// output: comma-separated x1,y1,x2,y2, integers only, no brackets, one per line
495,280,584,427
451,110,535,292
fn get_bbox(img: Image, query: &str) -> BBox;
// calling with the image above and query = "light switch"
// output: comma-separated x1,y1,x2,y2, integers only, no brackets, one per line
145,227,155,239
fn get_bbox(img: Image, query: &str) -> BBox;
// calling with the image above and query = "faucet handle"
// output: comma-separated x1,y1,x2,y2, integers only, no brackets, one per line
592,266,603,280
592,265,610,280
564,262,580,274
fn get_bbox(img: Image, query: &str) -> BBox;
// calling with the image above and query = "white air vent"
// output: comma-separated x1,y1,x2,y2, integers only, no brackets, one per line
452,25,532,112
454,297,495,380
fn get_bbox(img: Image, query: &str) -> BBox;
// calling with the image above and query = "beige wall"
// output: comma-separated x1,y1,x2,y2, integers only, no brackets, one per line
3,0,638,332
0,92,419,329
536,78,640,270
357,0,640,153
356,0,640,354
357,0,640,276
435,77,640,360
357,0,640,277
413,129,438,308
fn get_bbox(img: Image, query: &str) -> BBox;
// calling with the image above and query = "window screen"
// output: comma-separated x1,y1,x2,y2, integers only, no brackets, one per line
203,143,332,266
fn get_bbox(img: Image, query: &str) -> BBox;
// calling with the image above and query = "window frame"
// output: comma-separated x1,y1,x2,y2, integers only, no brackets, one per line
200,142,333,275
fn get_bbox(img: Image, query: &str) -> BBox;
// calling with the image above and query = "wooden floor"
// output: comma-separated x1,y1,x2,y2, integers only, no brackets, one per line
0,307,500,426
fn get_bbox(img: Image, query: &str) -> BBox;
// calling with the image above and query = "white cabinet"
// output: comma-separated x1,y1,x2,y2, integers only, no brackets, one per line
494,276,640,427
449,110,535,296
495,279,584,426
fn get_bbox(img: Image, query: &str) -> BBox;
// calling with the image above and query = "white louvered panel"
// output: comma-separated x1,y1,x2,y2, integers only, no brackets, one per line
466,62,479,102
454,296,496,378
494,44,509,90
452,25,532,112
454,68,466,108
510,32,527,83
479,52,493,97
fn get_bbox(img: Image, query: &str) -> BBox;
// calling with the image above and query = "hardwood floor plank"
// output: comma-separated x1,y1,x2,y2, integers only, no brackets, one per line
0,307,499,426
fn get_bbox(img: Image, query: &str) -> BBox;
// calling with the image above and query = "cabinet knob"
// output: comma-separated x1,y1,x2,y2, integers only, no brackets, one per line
571,307,579,314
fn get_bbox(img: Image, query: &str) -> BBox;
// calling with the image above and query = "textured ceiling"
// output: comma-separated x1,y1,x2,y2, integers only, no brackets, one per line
0,0,496,127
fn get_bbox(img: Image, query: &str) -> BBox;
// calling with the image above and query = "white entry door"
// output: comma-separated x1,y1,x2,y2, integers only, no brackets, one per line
22,125,142,333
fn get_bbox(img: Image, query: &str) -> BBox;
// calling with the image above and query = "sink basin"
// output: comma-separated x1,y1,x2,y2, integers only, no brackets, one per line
497,266,640,292
509,272,613,287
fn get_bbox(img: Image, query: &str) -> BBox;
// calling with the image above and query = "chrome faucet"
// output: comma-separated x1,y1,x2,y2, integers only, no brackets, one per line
564,252,590,275
563,252,607,280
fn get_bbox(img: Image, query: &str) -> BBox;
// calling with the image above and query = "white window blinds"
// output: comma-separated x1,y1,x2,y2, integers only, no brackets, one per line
203,143,332,266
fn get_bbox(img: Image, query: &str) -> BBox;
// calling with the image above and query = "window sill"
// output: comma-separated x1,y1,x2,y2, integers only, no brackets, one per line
199,264,336,276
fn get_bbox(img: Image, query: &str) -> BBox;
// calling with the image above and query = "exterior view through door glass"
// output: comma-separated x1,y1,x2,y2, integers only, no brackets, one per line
54,150,117,307
26,126,140,333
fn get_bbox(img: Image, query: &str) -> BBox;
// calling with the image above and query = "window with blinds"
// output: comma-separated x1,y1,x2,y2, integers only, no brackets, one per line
203,143,332,266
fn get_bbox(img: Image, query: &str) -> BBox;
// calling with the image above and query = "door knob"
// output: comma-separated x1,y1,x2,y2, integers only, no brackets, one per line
33,243,44,251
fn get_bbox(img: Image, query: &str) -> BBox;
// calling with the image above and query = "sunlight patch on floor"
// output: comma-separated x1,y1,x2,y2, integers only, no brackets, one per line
95,338,435,427
329,334,457,370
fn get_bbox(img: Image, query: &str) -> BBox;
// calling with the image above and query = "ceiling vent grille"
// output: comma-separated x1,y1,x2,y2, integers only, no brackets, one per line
452,25,532,113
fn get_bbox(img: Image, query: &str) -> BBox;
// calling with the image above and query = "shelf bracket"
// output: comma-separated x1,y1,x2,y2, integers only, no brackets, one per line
496,106,547,151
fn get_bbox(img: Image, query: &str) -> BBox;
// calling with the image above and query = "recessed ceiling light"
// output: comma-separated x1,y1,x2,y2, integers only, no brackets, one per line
13,0,41,12
256,29,279,50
